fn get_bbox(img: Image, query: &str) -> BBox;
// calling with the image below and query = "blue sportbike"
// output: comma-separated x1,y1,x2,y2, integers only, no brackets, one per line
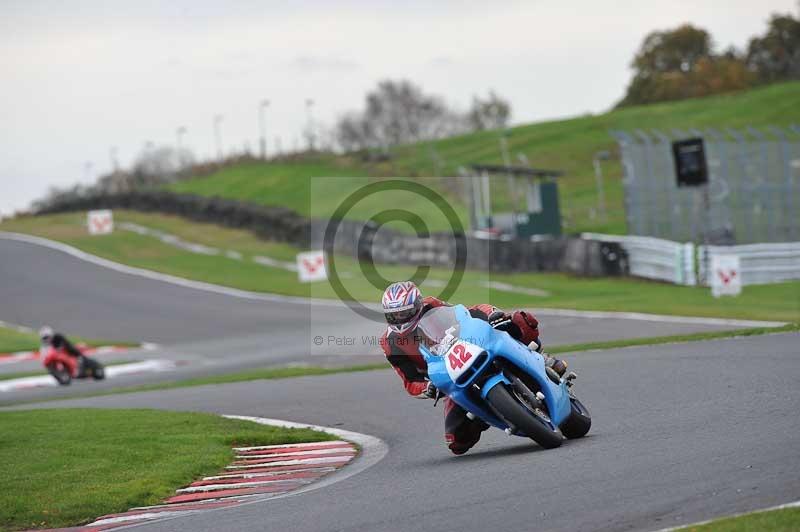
419,305,591,449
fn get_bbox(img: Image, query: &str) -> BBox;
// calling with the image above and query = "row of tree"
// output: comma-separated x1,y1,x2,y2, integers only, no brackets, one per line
335,80,511,153
619,13,800,106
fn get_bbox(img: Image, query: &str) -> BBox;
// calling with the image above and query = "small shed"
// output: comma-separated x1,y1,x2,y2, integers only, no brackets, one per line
469,164,563,238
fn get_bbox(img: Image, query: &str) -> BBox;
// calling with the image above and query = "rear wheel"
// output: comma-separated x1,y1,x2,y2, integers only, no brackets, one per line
83,357,106,380
486,383,563,449
47,363,71,386
560,395,591,439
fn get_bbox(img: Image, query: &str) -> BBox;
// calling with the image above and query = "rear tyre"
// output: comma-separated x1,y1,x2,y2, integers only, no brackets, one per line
560,395,591,439
84,357,106,380
92,364,105,380
486,383,563,449
47,364,71,386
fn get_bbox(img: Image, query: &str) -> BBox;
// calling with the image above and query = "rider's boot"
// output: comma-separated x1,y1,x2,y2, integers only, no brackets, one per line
528,341,568,377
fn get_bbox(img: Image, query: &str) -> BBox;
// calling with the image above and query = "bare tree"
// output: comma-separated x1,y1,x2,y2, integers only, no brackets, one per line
335,79,474,152
467,91,512,131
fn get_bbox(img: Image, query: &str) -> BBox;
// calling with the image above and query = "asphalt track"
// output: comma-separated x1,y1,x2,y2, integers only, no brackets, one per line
2,235,799,530
10,332,800,531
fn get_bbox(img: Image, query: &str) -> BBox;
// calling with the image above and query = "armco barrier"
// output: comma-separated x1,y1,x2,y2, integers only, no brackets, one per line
586,233,800,286
582,233,696,285
698,242,800,286
35,191,627,277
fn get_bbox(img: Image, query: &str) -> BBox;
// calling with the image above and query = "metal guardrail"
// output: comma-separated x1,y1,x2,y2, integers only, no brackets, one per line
698,242,800,286
582,233,696,285
585,233,800,286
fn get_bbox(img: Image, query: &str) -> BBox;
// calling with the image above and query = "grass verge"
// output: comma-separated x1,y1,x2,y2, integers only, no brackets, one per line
0,408,333,530
548,323,800,354
677,506,800,531
2,212,798,323
2,323,795,407
0,325,136,354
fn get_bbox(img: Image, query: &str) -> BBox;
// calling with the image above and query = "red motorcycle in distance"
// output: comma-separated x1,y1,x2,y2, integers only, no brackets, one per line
41,346,106,386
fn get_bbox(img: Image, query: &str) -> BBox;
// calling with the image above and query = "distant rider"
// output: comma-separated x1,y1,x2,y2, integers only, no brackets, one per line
39,326,84,360
379,281,567,455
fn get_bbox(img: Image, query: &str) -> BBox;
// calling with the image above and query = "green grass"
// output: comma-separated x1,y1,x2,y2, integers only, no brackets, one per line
0,327,44,354
2,212,798,323
677,506,800,531
170,82,800,234
548,323,800,354
0,409,333,530
172,165,470,234
0,325,135,354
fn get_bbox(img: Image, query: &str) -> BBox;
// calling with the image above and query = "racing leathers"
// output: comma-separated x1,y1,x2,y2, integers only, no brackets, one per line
379,296,541,455
42,333,83,359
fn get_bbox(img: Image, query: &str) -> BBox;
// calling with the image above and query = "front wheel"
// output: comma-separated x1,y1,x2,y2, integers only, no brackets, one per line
47,363,71,386
560,395,591,439
486,383,563,449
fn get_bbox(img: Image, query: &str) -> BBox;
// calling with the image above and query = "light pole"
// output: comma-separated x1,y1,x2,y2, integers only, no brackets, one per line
259,99,270,160
499,129,517,237
176,126,187,169
213,115,224,162
109,146,119,172
593,150,611,220
84,161,94,182
305,98,315,151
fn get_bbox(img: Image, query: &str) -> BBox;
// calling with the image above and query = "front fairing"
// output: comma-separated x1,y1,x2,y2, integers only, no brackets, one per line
421,305,572,429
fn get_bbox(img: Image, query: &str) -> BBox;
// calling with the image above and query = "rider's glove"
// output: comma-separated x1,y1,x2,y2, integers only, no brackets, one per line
423,381,438,399
488,310,513,331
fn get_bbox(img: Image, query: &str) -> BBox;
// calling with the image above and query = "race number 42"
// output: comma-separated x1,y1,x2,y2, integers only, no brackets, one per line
448,343,473,370
445,340,482,381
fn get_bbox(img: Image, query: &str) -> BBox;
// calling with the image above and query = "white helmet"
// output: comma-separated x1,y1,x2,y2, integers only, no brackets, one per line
39,326,54,341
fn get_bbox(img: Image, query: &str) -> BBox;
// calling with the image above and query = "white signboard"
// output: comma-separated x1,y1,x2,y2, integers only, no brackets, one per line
87,209,114,235
296,250,327,283
710,255,741,297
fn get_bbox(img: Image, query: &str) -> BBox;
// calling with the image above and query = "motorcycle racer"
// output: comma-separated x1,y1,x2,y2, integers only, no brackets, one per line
39,326,83,360
379,281,568,455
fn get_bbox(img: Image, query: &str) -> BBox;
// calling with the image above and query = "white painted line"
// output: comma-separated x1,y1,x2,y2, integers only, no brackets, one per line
481,281,550,297
233,440,348,451
202,467,336,481
177,478,312,493
0,359,175,392
533,307,786,328
0,320,35,333
651,499,800,531
0,232,341,307
128,495,263,512
236,447,356,459
226,455,353,469
222,415,387,501
88,511,193,527
3,232,784,329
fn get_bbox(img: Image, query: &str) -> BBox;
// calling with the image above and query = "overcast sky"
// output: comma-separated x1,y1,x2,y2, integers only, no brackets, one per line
1,0,797,216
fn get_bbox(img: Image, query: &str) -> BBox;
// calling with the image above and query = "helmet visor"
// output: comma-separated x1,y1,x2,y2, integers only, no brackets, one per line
385,307,420,326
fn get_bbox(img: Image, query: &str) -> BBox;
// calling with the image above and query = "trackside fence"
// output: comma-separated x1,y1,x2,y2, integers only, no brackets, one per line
584,233,800,286
582,233,696,285
697,242,800,286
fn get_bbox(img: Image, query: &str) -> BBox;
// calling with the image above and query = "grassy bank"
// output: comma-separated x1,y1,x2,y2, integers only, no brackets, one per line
676,506,800,531
2,211,797,323
0,325,134,354
0,409,332,530
169,82,800,234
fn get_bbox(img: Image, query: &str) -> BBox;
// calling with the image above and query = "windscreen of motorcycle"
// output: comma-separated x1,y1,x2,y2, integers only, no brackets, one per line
417,306,461,356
